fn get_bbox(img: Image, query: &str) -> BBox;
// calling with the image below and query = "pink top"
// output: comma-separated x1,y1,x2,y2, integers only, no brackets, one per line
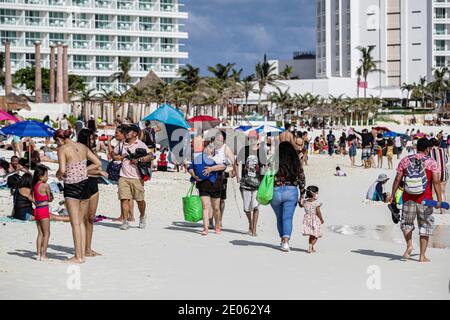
64,160,88,184
33,182,48,203
114,139,150,180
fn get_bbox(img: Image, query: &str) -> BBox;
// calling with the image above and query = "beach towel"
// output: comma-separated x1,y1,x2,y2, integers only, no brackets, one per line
188,152,218,184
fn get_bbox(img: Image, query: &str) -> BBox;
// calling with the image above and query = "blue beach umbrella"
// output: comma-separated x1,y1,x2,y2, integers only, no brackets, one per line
0,120,55,168
142,104,190,162
244,124,285,135
0,120,55,138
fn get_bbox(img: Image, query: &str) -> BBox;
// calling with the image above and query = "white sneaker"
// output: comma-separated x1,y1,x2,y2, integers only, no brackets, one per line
281,242,290,252
120,221,129,230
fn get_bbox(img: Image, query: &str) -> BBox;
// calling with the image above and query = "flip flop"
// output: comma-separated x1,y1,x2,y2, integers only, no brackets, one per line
388,203,400,224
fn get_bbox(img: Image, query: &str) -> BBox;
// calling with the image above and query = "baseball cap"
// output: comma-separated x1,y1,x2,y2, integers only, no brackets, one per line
125,124,140,134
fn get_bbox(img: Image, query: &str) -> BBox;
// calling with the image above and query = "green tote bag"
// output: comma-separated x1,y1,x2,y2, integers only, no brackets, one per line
256,169,276,206
182,184,203,222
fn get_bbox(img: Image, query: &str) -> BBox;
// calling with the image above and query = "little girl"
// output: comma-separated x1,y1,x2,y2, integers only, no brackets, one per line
302,186,324,253
32,166,53,261
386,139,394,169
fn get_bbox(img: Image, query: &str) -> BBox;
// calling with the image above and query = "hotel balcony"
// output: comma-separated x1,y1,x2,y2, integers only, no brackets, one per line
1,0,186,14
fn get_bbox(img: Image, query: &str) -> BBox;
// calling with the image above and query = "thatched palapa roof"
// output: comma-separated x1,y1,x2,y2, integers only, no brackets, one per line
133,70,164,91
0,93,31,111
303,106,343,117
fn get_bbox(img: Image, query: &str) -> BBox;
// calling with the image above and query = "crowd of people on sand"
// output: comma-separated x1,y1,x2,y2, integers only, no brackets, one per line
0,109,448,263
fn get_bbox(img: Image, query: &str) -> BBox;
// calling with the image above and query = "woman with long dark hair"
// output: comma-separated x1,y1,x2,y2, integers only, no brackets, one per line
77,128,106,257
271,142,306,252
55,129,101,264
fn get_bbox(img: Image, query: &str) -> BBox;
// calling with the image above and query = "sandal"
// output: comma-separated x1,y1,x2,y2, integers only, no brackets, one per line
201,229,208,236
215,228,221,234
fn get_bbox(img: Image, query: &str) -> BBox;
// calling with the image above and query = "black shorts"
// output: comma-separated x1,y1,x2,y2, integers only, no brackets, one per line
64,180,90,200
199,189,222,199
87,177,99,197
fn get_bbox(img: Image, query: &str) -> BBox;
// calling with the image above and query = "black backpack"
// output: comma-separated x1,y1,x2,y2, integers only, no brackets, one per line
143,128,156,147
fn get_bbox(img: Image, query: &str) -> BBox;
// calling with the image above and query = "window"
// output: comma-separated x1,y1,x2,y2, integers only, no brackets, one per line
95,35,112,50
161,18,175,32
140,57,156,71
96,56,112,70
26,53,35,67
436,56,446,67
117,16,132,30
435,8,446,19
95,0,113,8
161,0,175,12
49,12,65,27
435,40,445,51
25,11,41,26
161,38,175,52
96,76,113,91
161,58,175,72
25,32,40,46
73,34,88,49
95,14,111,29
49,33,64,45
73,55,89,70
73,13,89,28
435,24,445,35
73,0,89,6
118,0,133,9
118,36,132,50
139,0,155,10
0,9,17,25
139,37,156,51
49,0,65,5
0,30,17,46
139,16,155,31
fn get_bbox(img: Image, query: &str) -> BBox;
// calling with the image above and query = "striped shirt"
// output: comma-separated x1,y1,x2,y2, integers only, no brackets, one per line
430,147,448,182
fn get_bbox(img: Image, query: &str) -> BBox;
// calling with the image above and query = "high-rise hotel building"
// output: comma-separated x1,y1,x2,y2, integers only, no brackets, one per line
0,0,188,92
315,0,446,91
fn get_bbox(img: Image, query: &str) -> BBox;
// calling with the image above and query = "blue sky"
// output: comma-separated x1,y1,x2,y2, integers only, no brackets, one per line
183,0,316,77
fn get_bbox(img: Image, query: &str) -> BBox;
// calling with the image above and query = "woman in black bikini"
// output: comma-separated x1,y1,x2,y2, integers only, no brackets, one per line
55,129,101,264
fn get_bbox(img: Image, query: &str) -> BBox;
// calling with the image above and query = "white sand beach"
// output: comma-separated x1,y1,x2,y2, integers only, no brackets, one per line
0,140,449,300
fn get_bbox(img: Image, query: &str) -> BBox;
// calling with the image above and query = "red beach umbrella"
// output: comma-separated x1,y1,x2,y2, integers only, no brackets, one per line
187,115,221,130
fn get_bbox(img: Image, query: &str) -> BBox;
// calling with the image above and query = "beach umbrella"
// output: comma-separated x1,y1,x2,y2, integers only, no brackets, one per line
0,120,55,168
373,126,390,132
383,131,398,138
245,125,285,135
187,115,221,131
0,109,20,122
142,104,190,162
235,125,254,132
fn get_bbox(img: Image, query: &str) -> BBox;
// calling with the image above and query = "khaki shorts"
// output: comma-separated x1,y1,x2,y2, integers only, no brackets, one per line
118,177,145,201
401,200,434,237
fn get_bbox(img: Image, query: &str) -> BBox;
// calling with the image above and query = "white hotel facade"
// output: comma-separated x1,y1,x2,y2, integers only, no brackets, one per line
315,0,449,97
268,0,450,101
0,0,188,93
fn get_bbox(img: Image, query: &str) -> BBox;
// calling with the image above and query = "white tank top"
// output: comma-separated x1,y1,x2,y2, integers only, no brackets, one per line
213,144,230,165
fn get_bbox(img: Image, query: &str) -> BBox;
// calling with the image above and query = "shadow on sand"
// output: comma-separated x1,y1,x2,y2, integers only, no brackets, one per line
351,249,419,261
168,222,248,236
7,249,68,261
229,240,309,253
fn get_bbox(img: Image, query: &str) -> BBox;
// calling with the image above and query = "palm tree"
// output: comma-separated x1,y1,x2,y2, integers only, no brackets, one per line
356,46,384,98
268,87,292,127
328,94,345,125
355,66,362,98
111,58,132,91
417,76,428,108
401,83,414,109
240,75,255,111
178,64,201,117
255,54,279,119
149,81,171,105
280,65,293,80
430,67,448,108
